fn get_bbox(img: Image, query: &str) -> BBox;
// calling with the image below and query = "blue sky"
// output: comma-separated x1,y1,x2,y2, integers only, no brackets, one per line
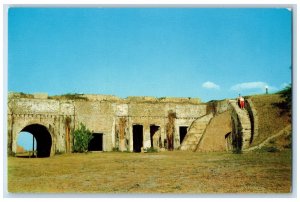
8,8,292,102
17,132,37,151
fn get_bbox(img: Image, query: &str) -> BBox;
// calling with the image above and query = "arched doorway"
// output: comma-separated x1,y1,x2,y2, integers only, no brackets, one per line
19,124,52,157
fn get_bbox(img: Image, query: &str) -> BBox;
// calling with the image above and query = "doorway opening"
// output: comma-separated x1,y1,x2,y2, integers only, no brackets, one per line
18,124,52,157
88,133,103,151
150,125,160,148
133,125,143,152
179,126,188,144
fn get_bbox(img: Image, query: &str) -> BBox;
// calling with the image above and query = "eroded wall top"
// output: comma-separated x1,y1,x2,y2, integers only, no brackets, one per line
8,92,205,118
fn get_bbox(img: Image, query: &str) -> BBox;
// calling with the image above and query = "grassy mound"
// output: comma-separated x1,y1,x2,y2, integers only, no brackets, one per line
249,94,291,148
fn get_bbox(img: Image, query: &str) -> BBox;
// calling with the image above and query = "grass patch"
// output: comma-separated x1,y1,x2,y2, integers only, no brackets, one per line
255,146,280,153
112,147,120,152
8,150,291,193
144,147,158,153
269,139,276,144
232,149,243,154
55,150,64,155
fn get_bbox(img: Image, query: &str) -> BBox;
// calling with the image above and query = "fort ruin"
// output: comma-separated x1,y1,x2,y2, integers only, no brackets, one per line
7,92,257,157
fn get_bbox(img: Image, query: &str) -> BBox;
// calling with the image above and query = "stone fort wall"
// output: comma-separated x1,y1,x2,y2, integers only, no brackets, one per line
7,93,207,155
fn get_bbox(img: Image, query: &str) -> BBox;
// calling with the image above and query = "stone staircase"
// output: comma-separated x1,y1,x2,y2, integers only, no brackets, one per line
180,113,214,151
229,100,252,150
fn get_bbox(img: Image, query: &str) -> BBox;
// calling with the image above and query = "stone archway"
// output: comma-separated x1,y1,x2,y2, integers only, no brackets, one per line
19,124,52,157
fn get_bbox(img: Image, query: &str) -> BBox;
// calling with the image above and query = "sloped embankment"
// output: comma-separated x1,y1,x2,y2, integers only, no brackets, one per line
249,94,291,147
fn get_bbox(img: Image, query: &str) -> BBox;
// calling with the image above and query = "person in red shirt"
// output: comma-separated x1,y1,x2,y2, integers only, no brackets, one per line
239,96,245,109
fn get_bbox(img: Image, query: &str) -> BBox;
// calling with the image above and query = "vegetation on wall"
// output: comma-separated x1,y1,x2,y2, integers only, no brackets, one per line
166,111,176,151
72,123,93,153
12,92,34,99
49,93,88,100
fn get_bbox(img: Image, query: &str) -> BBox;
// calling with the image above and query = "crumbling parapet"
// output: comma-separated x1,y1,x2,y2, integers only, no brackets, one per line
206,99,230,115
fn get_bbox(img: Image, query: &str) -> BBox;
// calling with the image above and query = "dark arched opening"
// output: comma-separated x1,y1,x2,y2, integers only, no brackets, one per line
21,124,52,157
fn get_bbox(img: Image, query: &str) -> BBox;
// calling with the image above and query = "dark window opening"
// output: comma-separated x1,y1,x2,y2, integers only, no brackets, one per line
179,126,188,144
133,125,143,152
150,125,160,148
88,133,103,151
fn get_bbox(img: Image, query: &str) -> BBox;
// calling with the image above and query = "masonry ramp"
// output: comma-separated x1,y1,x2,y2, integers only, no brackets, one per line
180,113,214,151
195,111,232,152
229,100,252,149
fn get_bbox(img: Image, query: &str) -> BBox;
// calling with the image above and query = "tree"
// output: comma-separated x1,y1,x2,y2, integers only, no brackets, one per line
72,123,93,153
277,84,292,111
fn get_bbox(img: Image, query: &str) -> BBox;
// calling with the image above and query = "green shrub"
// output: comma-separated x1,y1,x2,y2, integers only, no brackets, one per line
10,152,16,157
269,139,276,144
61,93,88,100
284,143,292,149
256,146,279,153
285,133,292,141
232,148,242,154
144,147,158,153
266,146,279,152
112,147,120,152
55,150,64,155
277,84,292,111
72,123,93,153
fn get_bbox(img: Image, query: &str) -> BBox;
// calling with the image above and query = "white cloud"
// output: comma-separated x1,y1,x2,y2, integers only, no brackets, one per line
202,81,220,90
230,81,272,91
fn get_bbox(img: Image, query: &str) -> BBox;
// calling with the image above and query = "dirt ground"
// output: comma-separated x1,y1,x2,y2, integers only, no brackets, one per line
7,150,292,194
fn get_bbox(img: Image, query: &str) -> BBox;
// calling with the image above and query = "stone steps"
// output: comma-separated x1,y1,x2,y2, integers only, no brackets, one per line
180,113,213,151
229,100,252,149
180,100,253,152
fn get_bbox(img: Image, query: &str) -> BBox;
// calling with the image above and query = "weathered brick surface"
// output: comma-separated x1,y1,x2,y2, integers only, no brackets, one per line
7,93,206,155
7,93,257,155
